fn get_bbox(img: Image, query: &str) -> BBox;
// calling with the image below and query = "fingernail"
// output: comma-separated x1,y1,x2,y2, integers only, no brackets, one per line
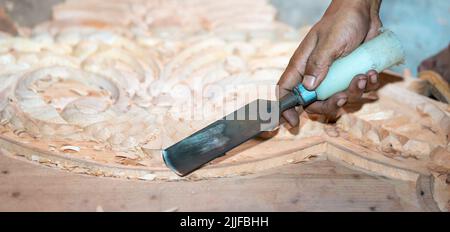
358,79,367,90
370,74,378,84
337,98,347,107
303,75,316,90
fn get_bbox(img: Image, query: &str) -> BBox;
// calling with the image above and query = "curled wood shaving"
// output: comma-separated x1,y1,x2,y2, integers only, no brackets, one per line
0,118,8,126
60,145,81,153
69,88,89,96
13,129,26,137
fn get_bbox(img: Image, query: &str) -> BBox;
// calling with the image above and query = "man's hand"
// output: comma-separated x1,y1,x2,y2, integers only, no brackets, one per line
278,0,382,127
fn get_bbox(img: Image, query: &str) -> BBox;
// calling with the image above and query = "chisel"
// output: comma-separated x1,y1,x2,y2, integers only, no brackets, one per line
162,30,405,176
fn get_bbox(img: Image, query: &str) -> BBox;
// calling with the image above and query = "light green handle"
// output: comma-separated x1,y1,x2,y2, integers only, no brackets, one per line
315,30,405,100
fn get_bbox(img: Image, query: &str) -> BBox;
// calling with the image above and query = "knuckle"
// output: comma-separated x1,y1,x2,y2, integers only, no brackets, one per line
321,101,333,115
304,103,319,115
308,55,331,71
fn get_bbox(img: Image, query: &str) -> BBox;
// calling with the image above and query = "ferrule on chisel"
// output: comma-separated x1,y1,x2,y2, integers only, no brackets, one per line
293,84,317,106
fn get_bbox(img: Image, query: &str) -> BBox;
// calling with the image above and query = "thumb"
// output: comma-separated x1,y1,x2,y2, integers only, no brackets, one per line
302,41,339,91
365,16,383,42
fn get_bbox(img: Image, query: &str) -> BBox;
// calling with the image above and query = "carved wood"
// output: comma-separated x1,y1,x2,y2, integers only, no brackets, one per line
0,0,448,211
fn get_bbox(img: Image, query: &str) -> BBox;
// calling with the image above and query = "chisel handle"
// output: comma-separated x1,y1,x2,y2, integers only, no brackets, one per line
290,29,404,107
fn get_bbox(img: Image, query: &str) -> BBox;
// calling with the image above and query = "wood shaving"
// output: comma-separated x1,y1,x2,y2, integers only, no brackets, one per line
138,173,156,181
60,145,81,153
31,155,39,162
69,88,89,96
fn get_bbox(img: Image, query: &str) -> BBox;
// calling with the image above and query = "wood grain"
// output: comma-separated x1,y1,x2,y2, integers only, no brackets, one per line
0,151,431,212
0,0,448,212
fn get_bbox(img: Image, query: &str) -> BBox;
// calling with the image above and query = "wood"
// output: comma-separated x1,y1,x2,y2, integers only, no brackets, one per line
0,151,439,212
0,0,448,211
419,71,450,103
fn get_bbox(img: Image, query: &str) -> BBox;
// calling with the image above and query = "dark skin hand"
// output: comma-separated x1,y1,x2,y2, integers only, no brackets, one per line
278,0,383,126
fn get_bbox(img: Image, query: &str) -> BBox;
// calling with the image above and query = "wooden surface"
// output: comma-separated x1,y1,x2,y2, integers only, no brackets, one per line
0,151,432,212
0,0,448,212
0,73,448,182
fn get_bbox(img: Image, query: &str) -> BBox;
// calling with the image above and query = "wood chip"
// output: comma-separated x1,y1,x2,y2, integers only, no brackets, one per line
138,173,156,181
70,88,89,96
31,155,40,162
60,145,81,153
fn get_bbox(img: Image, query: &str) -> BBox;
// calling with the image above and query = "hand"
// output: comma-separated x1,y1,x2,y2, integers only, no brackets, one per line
278,0,382,126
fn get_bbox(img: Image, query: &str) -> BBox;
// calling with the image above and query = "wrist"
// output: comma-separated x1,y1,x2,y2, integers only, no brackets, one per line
327,0,381,15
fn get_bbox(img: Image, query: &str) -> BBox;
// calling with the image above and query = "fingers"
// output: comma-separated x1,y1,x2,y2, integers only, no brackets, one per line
366,70,380,91
365,15,382,42
302,36,340,91
277,32,318,127
304,70,380,120
278,31,318,96
345,74,368,103
304,92,347,121
281,108,300,128
365,1,383,42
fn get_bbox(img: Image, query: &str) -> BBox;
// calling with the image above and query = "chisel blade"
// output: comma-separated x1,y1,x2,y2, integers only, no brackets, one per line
162,99,280,176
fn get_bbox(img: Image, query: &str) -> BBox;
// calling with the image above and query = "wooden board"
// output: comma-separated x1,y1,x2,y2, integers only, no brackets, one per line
0,151,439,212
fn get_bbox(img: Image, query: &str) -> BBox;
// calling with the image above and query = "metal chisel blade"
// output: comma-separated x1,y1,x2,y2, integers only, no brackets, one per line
162,99,280,176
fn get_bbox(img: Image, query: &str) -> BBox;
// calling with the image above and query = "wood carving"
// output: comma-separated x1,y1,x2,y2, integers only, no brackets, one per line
0,0,448,211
